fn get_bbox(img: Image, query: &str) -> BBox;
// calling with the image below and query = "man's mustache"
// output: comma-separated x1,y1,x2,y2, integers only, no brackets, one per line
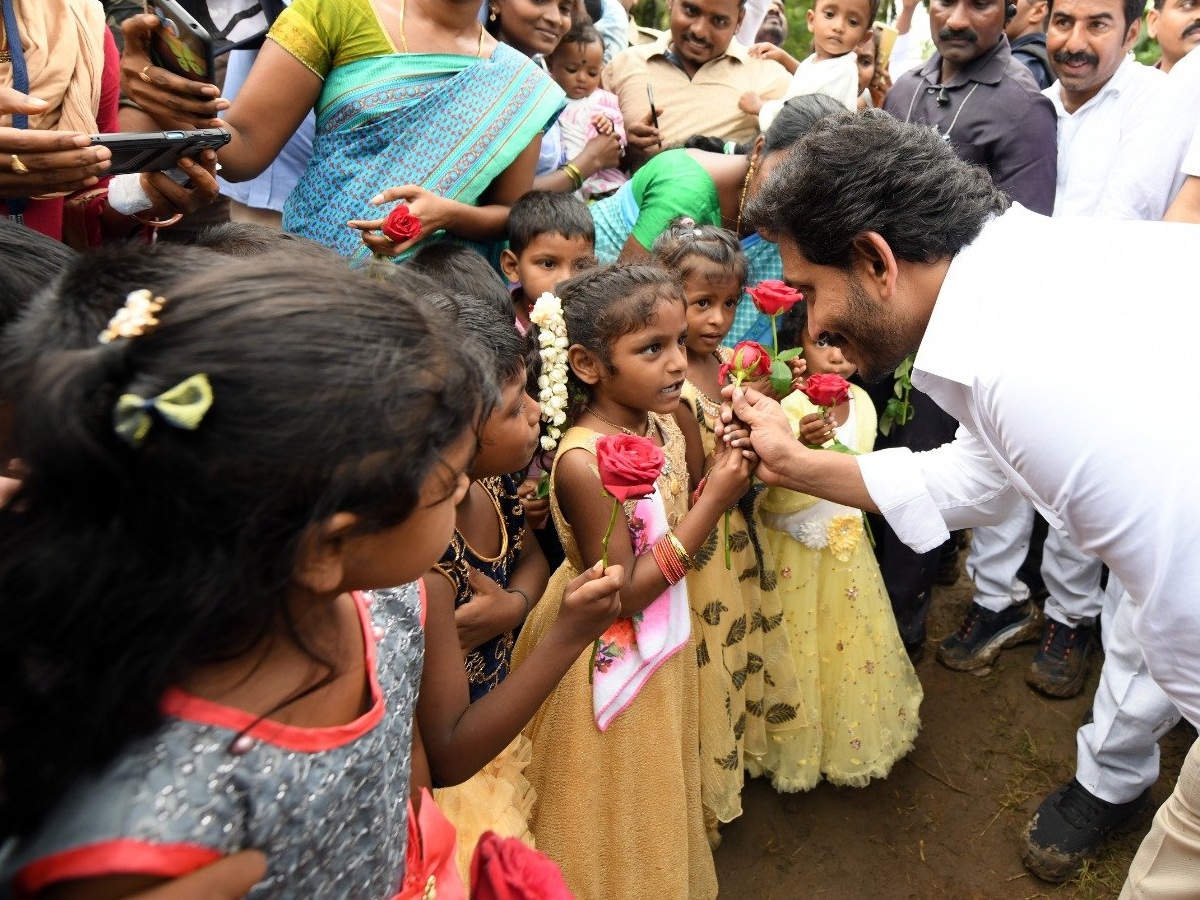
938,26,978,42
1053,48,1100,66
1183,19,1200,38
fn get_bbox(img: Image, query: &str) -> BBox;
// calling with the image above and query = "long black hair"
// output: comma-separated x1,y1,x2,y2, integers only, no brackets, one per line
0,251,487,837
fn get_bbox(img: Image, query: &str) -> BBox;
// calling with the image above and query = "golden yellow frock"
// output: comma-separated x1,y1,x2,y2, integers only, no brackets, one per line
511,416,717,900
680,376,806,836
757,385,923,790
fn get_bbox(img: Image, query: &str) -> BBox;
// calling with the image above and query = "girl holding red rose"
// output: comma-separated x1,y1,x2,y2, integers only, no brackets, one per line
652,223,807,836
511,265,755,900
754,303,923,792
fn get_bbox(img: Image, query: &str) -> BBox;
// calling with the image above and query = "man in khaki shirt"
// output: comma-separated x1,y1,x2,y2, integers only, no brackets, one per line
603,0,791,164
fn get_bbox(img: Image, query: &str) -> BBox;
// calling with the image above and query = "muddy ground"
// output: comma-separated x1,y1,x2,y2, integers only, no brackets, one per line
714,551,1193,899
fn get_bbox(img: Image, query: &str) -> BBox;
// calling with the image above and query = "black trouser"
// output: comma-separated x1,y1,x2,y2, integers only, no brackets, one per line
862,381,960,648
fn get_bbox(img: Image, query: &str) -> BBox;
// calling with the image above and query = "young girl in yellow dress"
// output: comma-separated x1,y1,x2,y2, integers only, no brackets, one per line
756,303,923,791
651,223,805,838
512,265,753,900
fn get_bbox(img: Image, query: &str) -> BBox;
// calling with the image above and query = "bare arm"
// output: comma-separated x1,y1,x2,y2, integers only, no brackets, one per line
417,563,621,786
1166,175,1200,223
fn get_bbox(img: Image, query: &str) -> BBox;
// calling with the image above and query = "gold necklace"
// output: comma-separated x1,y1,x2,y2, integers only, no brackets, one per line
734,156,756,237
586,406,653,438
397,0,486,56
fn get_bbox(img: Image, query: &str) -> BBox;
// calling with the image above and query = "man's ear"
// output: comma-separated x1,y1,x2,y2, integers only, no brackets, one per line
293,512,359,594
499,248,521,285
1029,0,1049,26
1123,16,1141,50
568,343,604,385
850,232,898,302
736,3,746,29
1145,7,1159,39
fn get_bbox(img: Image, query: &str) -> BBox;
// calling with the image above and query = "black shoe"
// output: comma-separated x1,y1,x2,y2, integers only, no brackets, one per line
1021,779,1154,883
1026,619,1093,698
936,601,1042,671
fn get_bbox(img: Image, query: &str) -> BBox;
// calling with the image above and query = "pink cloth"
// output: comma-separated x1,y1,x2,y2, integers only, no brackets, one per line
590,488,691,730
556,90,629,200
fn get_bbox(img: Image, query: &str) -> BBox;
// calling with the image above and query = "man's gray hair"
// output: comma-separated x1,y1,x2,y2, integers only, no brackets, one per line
745,110,1010,268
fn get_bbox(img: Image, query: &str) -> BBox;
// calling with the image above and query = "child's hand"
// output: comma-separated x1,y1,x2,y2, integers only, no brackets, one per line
455,567,525,652
799,411,835,448
788,356,808,393
518,477,551,530
703,436,754,508
591,113,615,136
555,560,624,646
747,42,800,73
738,91,764,116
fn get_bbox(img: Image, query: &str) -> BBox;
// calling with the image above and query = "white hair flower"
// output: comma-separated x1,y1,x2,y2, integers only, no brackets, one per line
529,292,570,454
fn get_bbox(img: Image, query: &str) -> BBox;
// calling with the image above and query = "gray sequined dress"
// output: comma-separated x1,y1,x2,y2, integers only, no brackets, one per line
3,584,424,899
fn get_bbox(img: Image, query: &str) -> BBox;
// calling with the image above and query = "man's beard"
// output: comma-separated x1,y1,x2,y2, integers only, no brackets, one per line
836,273,916,383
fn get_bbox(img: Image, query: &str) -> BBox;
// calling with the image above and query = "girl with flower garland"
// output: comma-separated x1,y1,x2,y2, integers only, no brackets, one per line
513,266,755,900
650,222,806,840
755,303,923,792
417,297,623,886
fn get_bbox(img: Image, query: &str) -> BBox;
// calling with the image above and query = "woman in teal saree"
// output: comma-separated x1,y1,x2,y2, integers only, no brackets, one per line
203,0,564,261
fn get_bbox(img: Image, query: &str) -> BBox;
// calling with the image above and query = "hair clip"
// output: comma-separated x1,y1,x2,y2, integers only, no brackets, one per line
98,289,166,344
677,216,697,230
113,373,214,448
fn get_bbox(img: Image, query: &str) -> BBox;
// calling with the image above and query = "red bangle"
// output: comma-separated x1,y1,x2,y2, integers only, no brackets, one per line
691,476,708,508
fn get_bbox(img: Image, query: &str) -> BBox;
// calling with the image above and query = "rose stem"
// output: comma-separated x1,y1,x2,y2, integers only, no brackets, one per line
600,496,619,569
771,314,779,358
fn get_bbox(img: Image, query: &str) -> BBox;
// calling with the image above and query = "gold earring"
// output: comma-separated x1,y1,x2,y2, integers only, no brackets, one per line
489,8,498,20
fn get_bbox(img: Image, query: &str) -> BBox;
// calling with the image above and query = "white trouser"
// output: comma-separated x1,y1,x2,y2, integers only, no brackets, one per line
967,501,1104,625
1077,580,1180,804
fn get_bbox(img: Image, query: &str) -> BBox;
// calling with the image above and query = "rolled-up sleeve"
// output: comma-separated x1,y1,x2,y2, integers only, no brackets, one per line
857,427,1021,553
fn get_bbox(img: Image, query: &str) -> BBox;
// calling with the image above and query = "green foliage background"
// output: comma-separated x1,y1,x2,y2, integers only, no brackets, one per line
630,0,816,58
629,0,1160,66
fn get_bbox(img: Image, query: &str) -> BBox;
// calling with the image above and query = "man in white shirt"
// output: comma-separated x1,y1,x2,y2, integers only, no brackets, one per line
1042,0,1177,218
727,110,1200,897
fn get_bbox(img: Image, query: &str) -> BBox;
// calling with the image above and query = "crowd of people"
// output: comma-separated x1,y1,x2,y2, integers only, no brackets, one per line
1,0,1199,896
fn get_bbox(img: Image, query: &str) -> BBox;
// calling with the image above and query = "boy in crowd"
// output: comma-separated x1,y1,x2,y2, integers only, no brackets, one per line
500,191,597,333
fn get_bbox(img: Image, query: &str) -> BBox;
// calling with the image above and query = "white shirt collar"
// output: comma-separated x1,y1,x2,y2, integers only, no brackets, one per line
1045,54,1139,117
913,204,1045,386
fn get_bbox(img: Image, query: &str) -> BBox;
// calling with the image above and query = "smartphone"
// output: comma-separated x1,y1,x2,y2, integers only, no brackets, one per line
145,0,216,82
91,128,231,177
646,84,660,130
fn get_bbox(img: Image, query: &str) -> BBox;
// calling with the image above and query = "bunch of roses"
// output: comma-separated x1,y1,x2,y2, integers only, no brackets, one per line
530,292,569,452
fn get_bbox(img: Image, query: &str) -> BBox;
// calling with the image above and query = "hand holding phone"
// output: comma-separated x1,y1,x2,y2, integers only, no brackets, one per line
91,128,231,177
144,0,216,83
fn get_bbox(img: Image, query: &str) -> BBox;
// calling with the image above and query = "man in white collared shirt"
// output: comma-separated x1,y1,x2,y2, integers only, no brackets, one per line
728,111,1200,897
1043,0,1177,218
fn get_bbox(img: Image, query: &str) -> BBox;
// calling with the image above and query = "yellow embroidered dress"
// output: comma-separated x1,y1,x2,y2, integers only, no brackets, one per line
511,416,717,900
757,384,922,790
680,375,805,836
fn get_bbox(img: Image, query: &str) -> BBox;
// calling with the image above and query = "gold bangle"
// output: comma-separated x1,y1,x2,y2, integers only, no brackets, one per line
665,532,694,571
560,162,584,189
133,212,183,228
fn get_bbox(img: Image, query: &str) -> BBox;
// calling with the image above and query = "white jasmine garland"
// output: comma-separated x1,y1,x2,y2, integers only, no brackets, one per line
530,292,569,453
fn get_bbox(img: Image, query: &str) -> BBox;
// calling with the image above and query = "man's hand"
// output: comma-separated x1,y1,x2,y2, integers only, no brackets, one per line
120,14,227,130
718,384,799,486
625,106,664,157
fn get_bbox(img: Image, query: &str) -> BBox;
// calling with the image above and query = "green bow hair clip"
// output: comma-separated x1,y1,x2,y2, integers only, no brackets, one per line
113,373,214,448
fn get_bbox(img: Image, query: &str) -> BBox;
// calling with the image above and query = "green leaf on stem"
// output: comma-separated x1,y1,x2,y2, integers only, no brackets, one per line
769,358,792,397
775,347,804,362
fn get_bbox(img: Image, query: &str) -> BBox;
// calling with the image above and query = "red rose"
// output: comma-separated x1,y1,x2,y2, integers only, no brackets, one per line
803,373,852,408
595,433,664,502
718,361,733,385
382,203,422,243
470,832,574,900
730,341,772,380
747,280,803,317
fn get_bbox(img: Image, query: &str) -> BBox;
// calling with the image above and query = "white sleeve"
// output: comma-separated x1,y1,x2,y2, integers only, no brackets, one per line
856,426,1022,553
1184,117,1200,177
